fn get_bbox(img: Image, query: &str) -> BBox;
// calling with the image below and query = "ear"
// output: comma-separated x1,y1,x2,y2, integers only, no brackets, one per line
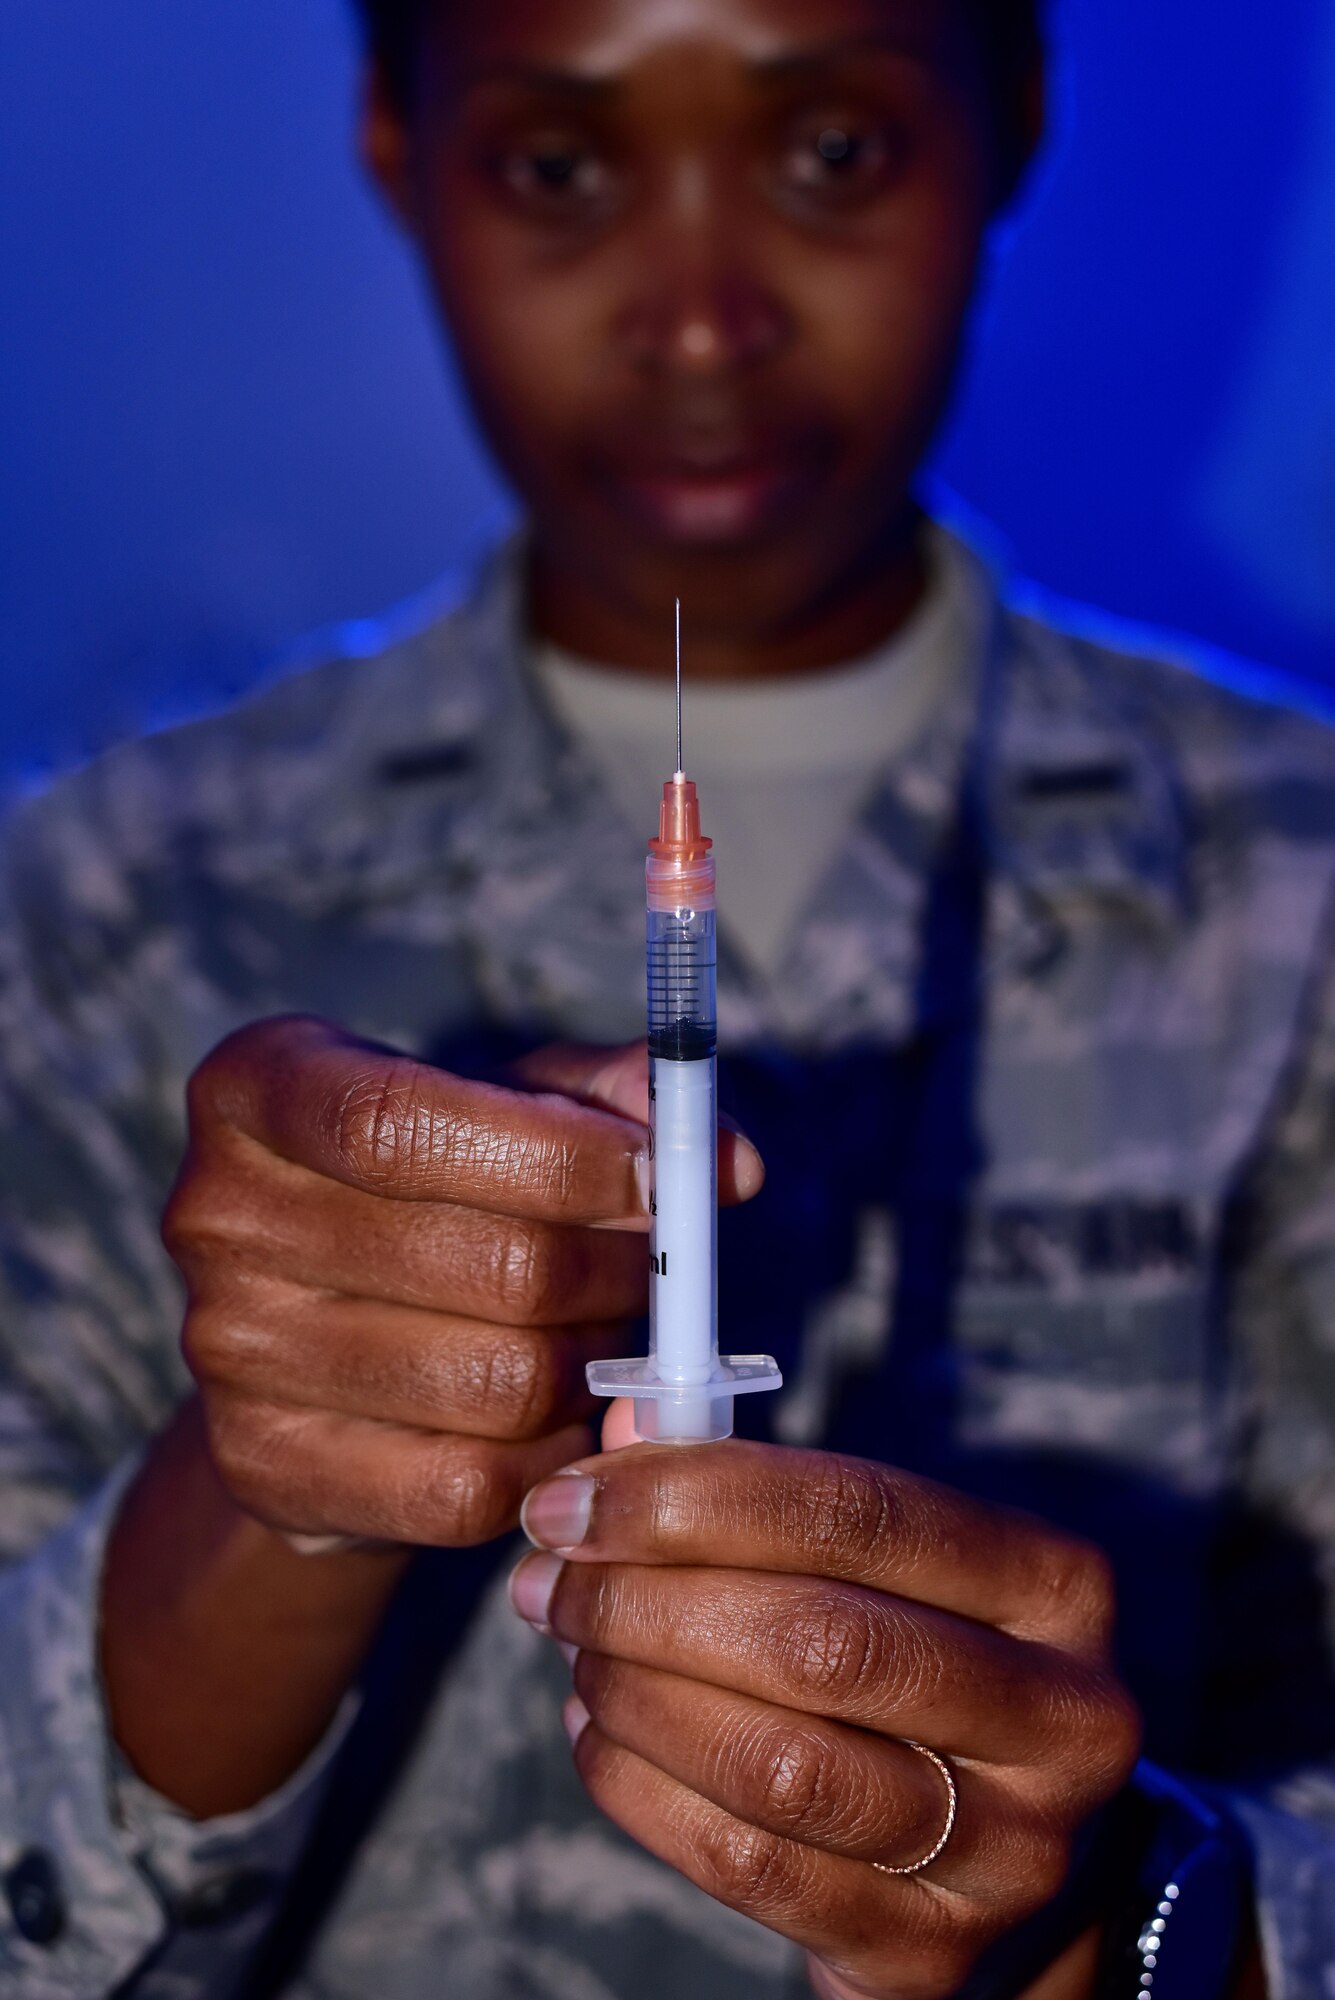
358,58,420,233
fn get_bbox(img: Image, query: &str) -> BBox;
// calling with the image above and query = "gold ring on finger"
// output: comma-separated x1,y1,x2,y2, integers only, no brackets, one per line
872,1742,959,1878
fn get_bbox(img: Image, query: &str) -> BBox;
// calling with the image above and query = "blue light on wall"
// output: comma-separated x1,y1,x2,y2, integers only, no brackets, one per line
0,0,1330,792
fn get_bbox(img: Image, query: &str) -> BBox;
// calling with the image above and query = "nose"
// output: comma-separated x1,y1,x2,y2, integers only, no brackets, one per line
615,195,792,380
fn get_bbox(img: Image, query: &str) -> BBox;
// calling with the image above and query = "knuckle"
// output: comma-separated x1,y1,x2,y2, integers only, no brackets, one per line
783,1594,886,1706
579,1565,628,1653
327,1059,435,1187
160,1185,194,1268
696,1815,798,1915
204,1396,292,1522
1032,1667,1141,1814
749,1724,843,1841
644,1463,694,1555
184,1039,244,1131
180,1296,260,1387
803,1458,899,1572
570,1647,614,1716
184,1017,290,1130
421,1438,510,1545
183,1060,221,1134
1110,1680,1145,1775
991,1817,1075,1920
161,1141,272,1276
477,1334,559,1437
1086,1676,1144,1792
160,1163,215,1262
1047,1656,1143,1800
1038,1533,1118,1649
506,1120,580,1213
491,1222,560,1324
568,1708,611,1795
178,1312,211,1386
1068,1541,1118,1646
1019,1836,1074,1915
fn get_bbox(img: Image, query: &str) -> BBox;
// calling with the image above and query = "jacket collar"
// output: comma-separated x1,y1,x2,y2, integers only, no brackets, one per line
983,592,1193,937
792,527,1194,1014
233,528,1192,973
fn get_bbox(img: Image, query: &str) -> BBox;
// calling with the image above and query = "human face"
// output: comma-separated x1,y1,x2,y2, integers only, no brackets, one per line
366,0,1011,675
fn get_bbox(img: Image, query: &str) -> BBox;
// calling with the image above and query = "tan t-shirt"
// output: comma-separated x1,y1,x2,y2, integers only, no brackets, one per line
532,533,978,975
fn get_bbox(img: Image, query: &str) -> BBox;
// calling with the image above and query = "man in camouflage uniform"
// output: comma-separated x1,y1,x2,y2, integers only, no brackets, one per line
2,0,1334,1996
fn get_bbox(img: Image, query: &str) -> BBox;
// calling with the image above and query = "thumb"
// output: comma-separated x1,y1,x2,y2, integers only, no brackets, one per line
512,1040,765,1206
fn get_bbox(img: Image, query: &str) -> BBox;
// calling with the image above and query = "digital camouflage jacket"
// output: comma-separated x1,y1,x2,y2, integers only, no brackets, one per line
0,530,1333,1998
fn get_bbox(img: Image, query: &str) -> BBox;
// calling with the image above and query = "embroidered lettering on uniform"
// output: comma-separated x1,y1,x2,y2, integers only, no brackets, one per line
966,1201,1203,1288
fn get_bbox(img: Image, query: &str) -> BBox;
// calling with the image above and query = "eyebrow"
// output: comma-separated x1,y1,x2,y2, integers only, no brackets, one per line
753,30,941,82
460,30,936,102
460,60,618,100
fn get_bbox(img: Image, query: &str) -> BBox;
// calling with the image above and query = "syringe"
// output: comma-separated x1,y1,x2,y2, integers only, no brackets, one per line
588,604,782,1442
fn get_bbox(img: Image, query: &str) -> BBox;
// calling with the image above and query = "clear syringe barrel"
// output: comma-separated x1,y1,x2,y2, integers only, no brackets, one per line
647,896,717,1409
647,903,717,1062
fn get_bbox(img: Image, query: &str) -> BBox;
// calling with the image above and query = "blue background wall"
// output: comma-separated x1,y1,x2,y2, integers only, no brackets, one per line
1,0,1332,793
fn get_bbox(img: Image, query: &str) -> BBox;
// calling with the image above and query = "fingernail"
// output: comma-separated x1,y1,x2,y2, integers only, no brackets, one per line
522,1471,595,1551
634,1147,652,1214
563,1693,591,1746
284,1532,364,1557
732,1135,765,1200
509,1551,563,1629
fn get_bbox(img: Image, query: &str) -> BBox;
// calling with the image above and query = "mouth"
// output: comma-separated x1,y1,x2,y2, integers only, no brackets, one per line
594,434,834,546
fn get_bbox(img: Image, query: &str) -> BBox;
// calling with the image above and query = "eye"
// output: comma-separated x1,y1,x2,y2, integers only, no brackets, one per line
817,127,857,165
496,136,618,219
528,147,583,189
777,118,901,202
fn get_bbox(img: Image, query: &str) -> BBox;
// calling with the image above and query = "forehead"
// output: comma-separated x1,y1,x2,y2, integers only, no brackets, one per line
424,0,968,81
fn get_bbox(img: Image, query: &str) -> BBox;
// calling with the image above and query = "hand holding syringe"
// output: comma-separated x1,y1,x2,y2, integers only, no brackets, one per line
519,615,1135,1981
589,604,781,1441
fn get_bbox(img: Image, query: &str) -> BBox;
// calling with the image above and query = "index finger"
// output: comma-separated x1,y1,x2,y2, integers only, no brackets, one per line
194,1016,651,1225
521,1440,1116,1658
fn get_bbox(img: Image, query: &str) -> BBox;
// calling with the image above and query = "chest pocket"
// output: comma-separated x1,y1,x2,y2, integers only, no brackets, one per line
949,1196,1220,1478
944,1196,1233,1758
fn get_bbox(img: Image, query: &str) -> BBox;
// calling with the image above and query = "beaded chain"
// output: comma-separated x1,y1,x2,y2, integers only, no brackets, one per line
1131,1881,1180,1992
